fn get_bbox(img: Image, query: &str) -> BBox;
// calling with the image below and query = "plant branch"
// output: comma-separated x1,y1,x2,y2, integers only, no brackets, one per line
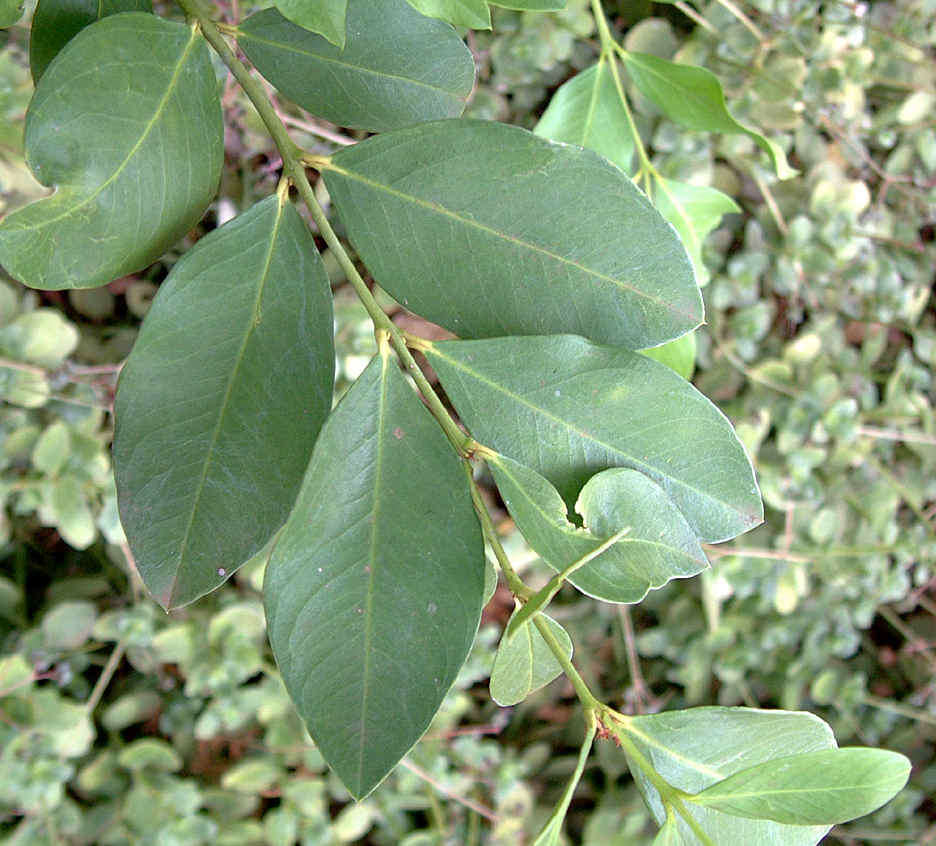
85,638,126,714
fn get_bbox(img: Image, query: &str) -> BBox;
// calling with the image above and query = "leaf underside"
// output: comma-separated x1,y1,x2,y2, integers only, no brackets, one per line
264,350,484,799
323,119,701,350
114,195,335,610
426,335,762,543
0,13,223,290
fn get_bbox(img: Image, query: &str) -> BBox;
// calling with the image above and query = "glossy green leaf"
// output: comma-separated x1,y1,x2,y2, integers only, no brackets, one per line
29,0,152,82
490,611,570,706
639,331,696,379
691,748,911,825
114,195,334,610
405,0,491,28
621,51,796,179
0,14,223,290
534,59,635,174
622,707,837,845
0,0,23,29
488,454,708,604
264,347,484,799
533,719,596,845
239,0,474,133
273,0,346,47
425,335,762,542
324,120,699,349
653,178,739,285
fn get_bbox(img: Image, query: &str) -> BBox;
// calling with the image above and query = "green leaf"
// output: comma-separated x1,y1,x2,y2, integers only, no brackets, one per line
29,0,152,82
621,707,837,845
488,454,708,604
273,0,346,47
489,0,565,8
639,330,696,380
0,309,79,367
239,0,474,133
41,600,96,650
0,14,223,290
0,0,23,29
405,0,491,28
533,718,596,845
653,177,739,285
651,814,682,845
49,475,96,548
534,59,635,174
691,748,911,825
425,335,762,542
324,120,700,349
264,347,484,799
489,611,570,706
621,51,796,179
114,195,334,610
32,421,71,476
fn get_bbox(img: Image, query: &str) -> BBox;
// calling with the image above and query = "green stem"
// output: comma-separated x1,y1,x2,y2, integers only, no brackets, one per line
589,0,653,175
183,7,473,458
608,716,716,846
533,614,601,711
86,638,126,714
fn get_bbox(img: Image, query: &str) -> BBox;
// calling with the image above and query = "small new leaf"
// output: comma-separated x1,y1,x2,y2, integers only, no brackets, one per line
621,51,796,179
405,0,491,28
490,611,570,706
535,59,635,174
690,748,911,825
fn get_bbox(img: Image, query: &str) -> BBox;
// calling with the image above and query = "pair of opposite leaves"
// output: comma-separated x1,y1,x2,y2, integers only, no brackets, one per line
0,9,763,799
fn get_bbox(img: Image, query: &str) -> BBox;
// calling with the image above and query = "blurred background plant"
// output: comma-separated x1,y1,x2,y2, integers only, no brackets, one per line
1,0,934,843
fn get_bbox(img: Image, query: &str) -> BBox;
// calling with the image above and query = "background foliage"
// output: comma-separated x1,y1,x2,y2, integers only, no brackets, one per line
1,0,934,842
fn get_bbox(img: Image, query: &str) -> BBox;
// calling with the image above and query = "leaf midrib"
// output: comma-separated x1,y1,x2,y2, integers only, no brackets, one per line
163,198,286,607
237,27,464,99
433,347,753,527
17,24,199,235
324,162,694,321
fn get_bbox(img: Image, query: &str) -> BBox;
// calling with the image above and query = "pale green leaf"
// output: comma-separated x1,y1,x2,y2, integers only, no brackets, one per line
425,335,762,542
324,120,700,349
273,0,345,47
533,719,596,845
534,59,635,174
32,421,71,476
0,366,50,408
264,348,484,799
621,51,796,179
489,0,565,8
0,14,223,290
490,611,570,706
0,310,79,367
41,600,96,650
653,177,739,285
0,0,23,29
49,475,95,549
29,0,153,82
651,814,682,845
639,330,696,379
488,455,708,604
691,748,911,825
405,0,491,28
239,0,474,133
620,707,837,845
114,195,334,610
117,739,182,772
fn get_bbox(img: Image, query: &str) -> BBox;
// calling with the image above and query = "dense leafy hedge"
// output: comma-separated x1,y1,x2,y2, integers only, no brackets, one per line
1,0,934,843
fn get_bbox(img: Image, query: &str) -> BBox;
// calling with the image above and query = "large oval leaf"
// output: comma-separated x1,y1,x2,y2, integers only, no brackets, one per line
691,747,910,825
29,0,152,82
619,707,837,846
264,346,484,800
323,120,700,349
0,14,223,290
425,335,762,542
114,195,334,610
489,455,707,603
239,0,475,133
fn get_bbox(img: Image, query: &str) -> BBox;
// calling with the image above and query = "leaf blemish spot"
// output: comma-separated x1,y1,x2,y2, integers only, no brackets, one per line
217,567,226,576
393,427,405,439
